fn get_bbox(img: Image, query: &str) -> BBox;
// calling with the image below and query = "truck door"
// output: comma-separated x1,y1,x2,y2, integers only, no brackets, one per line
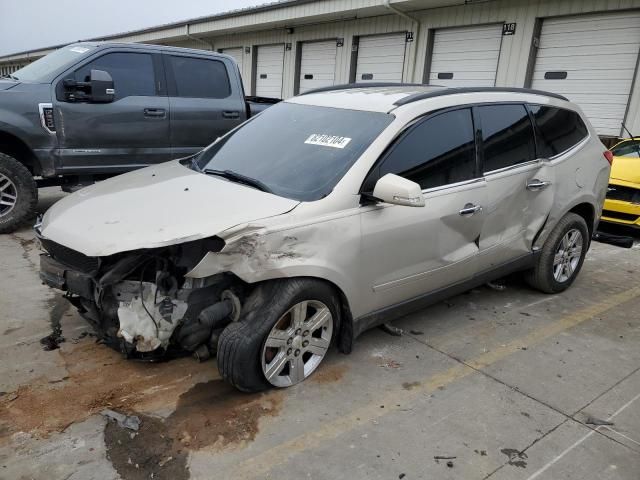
54,50,171,174
163,53,247,158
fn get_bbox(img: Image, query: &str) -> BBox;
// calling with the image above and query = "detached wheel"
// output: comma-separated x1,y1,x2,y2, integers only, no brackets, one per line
217,279,338,392
0,153,38,234
526,213,589,294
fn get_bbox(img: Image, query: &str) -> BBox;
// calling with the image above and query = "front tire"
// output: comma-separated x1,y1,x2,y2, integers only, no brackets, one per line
0,153,38,234
217,279,339,392
526,213,589,293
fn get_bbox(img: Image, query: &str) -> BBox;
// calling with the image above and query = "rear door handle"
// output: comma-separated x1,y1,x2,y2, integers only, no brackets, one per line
143,108,166,118
222,110,240,119
459,203,483,217
526,179,552,191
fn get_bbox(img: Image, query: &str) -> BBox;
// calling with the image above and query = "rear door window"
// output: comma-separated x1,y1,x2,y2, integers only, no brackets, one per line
477,104,536,173
74,52,156,99
528,105,589,158
168,56,231,99
377,108,477,190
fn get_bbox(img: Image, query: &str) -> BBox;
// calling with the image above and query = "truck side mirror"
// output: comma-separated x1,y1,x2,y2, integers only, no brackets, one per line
89,69,114,103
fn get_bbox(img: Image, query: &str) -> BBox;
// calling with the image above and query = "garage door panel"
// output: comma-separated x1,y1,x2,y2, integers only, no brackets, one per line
534,54,639,71
532,70,636,81
430,70,497,81
299,40,337,94
256,44,285,98
532,11,640,136
356,33,407,83
430,24,502,88
220,47,247,90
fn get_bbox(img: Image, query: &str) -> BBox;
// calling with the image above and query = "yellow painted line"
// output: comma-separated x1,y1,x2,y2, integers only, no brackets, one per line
229,286,640,479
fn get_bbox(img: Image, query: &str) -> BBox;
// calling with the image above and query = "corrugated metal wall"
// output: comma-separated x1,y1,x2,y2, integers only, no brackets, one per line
2,0,640,134
184,0,640,134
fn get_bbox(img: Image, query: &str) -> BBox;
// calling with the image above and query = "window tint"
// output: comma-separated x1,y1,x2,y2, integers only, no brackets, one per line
478,104,536,173
529,105,588,158
74,52,155,99
169,56,231,98
611,139,640,158
379,108,477,190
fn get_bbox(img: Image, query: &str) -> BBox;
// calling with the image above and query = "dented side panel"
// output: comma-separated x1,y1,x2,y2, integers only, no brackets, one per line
187,209,367,317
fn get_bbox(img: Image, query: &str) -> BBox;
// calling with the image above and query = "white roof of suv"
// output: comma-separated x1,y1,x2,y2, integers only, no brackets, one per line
288,84,570,114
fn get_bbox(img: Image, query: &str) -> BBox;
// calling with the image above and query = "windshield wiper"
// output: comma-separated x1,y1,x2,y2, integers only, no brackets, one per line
203,169,272,193
0,74,17,80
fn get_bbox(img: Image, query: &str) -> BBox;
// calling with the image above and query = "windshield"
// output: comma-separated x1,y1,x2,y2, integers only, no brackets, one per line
12,44,96,82
611,139,640,158
196,102,393,201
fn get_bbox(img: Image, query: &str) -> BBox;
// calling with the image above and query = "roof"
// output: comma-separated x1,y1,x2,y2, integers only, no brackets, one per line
288,85,569,113
288,85,448,113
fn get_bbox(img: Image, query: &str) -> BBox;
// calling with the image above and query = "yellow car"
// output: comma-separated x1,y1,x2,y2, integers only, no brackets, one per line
602,137,640,228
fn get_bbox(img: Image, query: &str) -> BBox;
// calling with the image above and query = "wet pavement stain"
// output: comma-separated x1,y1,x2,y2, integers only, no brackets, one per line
309,363,348,384
500,448,528,468
0,340,217,441
402,381,421,390
39,296,70,351
105,414,189,480
104,380,283,480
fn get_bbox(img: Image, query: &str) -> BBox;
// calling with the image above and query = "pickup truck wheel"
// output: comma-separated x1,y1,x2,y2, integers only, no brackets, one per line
217,279,338,392
525,213,589,294
0,153,38,234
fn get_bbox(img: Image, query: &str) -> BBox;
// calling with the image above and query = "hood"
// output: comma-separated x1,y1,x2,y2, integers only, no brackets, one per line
40,161,300,257
611,156,640,185
0,79,19,91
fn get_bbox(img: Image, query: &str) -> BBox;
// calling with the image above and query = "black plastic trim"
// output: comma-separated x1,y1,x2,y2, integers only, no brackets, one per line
298,82,430,96
393,87,569,106
352,252,539,338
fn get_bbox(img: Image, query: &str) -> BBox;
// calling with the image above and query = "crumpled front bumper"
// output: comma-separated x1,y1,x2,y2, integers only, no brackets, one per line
39,253,95,300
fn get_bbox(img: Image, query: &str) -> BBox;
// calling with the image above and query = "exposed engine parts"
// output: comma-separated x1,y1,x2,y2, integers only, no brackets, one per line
40,236,245,361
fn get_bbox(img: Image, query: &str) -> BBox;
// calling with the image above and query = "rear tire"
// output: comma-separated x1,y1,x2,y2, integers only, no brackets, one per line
0,153,38,234
217,278,339,392
525,213,589,294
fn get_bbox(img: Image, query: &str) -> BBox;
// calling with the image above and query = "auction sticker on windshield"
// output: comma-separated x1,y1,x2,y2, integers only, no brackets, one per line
305,134,352,149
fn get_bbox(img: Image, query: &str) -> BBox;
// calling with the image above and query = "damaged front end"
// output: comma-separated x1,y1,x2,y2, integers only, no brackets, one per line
38,234,244,361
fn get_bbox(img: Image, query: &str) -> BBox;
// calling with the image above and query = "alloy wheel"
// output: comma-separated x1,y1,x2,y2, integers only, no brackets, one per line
553,228,583,283
0,173,18,218
261,300,333,387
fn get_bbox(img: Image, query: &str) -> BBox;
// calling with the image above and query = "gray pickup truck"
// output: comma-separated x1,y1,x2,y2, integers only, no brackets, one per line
0,42,278,233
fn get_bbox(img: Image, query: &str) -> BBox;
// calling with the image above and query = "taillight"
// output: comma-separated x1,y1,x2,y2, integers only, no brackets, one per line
603,150,613,166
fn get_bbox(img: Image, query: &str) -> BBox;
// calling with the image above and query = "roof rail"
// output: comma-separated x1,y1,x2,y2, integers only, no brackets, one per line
298,82,429,96
393,87,568,106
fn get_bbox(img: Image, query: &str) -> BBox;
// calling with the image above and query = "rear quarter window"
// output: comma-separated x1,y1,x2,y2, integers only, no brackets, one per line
528,105,588,158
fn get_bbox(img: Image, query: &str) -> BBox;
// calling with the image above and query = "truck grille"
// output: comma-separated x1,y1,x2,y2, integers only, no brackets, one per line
40,238,100,274
601,209,639,223
606,184,640,204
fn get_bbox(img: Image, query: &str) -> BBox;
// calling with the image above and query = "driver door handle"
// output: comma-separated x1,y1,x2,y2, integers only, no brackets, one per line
143,108,166,118
526,179,552,191
459,203,483,217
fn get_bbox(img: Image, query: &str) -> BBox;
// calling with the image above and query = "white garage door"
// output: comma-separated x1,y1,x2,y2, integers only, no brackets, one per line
256,44,285,98
298,40,338,93
356,33,407,83
428,24,503,87
220,47,247,90
532,11,640,136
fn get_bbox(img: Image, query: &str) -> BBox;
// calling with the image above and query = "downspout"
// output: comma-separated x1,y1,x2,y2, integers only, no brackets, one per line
383,0,420,82
185,24,214,51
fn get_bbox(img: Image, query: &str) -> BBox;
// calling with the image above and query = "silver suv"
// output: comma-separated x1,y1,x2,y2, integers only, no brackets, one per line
38,85,610,392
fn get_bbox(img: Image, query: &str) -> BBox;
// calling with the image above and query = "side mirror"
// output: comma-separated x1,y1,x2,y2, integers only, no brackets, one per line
372,173,425,207
89,69,114,103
